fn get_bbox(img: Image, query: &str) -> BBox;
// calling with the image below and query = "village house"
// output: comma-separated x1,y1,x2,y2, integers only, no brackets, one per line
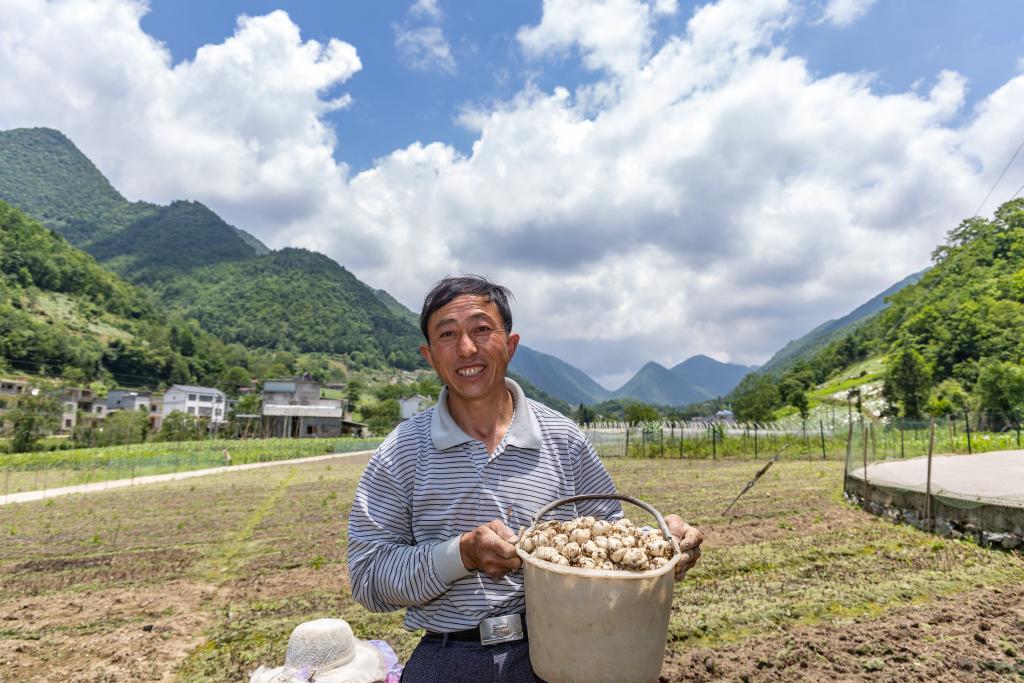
399,394,433,420
106,389,164,430
260,378,365,437
0,379,101,434
161,385,226,426
0,378,29,432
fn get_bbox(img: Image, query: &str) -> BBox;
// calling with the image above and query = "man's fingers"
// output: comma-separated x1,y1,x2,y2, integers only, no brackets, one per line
678,525,704,552
487,519,518,544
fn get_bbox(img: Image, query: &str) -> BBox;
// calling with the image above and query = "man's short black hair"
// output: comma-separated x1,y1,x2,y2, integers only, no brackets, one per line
420,275,514,342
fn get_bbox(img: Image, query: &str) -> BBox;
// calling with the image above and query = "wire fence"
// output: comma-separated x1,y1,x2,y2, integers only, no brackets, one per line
844,412,1024,520
0,437,384,500
583,419,848,461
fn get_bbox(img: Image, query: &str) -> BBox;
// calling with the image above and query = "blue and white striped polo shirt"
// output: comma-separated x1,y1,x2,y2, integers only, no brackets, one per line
347,378,620,633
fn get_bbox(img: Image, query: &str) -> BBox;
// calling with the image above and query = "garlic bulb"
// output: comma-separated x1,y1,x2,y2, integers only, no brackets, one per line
570,527,592,545
646,539,670,558
520,515,675,572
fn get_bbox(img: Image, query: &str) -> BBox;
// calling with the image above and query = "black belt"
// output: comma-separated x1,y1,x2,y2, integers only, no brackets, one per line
425,614,528,643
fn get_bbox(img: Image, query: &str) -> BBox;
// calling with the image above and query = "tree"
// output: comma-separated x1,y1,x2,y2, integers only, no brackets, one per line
624,402,660,425
731,374,780,422
9,385,62,453
346,379,365,413
884,348,931,419
926,378,969,418
98,409,150,446
576,404,596,425
976,359,1024,427
220,366,251,396
157,410,204,442
778,377,810,419
360,398,400,435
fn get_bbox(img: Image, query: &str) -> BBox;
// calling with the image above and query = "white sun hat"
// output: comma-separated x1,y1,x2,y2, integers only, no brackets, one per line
250,618,388,683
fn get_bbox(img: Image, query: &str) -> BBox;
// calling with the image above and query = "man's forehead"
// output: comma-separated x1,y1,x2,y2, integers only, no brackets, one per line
429,295,500,326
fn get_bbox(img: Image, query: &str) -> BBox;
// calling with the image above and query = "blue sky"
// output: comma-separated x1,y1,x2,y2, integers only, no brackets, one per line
138,1,1024,173
3,0,1024,387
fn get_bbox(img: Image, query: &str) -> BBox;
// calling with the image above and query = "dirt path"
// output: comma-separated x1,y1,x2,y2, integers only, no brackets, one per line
0,450,375,506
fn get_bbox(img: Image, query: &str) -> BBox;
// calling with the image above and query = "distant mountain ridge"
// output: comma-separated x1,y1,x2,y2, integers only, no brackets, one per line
510,345,612,405
759,270,927,376
0,126,423,370
0,126,761,407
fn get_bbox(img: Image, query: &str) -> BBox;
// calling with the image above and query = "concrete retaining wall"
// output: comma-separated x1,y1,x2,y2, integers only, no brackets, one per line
844,474,1024,550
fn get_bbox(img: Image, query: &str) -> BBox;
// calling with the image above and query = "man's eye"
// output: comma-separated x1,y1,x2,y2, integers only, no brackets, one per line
439,330,455,338
475,326,492,334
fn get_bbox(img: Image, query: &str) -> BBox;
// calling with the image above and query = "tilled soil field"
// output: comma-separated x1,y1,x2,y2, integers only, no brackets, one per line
0,455,1021,681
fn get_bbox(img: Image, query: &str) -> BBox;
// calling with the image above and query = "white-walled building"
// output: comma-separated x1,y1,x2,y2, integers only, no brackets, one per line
400,394,433,420
162,385,227,424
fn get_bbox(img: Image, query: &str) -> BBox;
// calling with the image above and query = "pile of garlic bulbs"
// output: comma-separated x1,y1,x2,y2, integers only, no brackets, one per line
518,516,673,571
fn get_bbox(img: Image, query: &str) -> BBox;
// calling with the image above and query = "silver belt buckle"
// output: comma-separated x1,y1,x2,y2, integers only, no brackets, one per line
479,613,524,646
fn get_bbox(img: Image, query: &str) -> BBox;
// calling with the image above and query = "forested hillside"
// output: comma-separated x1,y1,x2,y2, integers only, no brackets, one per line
0,200,262,386
731,199,1024,423
759,270,925,376
0,127,428,371
152,248,424,370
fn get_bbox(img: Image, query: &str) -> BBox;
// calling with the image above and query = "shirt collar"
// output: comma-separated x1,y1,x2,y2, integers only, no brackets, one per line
431,377,543,452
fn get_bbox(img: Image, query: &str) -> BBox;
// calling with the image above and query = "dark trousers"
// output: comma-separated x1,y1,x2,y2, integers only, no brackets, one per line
400,635,545,683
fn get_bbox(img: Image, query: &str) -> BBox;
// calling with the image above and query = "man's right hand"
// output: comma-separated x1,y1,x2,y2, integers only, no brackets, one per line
459,520,522,580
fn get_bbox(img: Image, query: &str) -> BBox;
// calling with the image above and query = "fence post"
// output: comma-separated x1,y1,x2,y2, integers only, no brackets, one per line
844,421,853,497
753,424,758,459
624,428,629,458
926,418,936,532
679,427,684,459
899,418,905,459
861,423,869,499
819,420,827,460
803,419,809,460
641,429,646,458
711,426,716,460
660,427,664,457
964,409,972,454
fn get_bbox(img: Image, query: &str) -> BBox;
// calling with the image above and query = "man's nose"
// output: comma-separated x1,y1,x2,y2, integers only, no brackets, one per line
456,331,477,356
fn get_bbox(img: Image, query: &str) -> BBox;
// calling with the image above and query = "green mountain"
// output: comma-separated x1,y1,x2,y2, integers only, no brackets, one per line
611,361,715,406
509,345,611,405
731,198,1024,421
0,199,248,386
670,354,755,397
153,248,424,369
759,270,926,376
0,127,426,370
89,200,258,283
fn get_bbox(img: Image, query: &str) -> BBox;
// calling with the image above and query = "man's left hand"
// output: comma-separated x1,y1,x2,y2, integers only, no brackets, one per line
665,514,703,581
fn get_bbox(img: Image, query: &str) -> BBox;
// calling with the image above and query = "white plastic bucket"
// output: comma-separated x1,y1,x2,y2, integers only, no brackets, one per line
516,494,681,683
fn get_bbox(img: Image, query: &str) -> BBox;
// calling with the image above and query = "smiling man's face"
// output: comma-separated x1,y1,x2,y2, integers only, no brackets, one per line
419,294,520,406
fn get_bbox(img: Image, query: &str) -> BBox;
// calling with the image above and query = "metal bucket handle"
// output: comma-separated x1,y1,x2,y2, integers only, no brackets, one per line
530,493,681,556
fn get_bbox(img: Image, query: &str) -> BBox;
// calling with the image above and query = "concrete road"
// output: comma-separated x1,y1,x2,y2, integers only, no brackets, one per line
849,449,1024,506
1,450,375,506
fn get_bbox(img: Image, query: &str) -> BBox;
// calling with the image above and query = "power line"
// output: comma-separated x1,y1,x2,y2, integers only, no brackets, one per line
1011,178,1024,202
974,135,1024,217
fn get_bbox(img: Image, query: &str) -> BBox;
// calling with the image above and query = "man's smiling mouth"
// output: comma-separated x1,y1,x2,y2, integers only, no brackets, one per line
456,366,484,377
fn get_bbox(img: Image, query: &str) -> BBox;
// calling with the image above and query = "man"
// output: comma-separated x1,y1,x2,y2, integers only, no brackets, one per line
348,275,703,682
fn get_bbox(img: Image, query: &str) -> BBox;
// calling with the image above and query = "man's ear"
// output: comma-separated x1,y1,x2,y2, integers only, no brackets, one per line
419,343,435,369
506,332,520,360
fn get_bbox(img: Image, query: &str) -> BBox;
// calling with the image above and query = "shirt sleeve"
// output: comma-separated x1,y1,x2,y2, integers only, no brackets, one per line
347,451,457,613
571,433,624,521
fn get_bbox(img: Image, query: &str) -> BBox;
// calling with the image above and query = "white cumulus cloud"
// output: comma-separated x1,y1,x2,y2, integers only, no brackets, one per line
820,0,878,27
2,0,1024,386
394,25,456,74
